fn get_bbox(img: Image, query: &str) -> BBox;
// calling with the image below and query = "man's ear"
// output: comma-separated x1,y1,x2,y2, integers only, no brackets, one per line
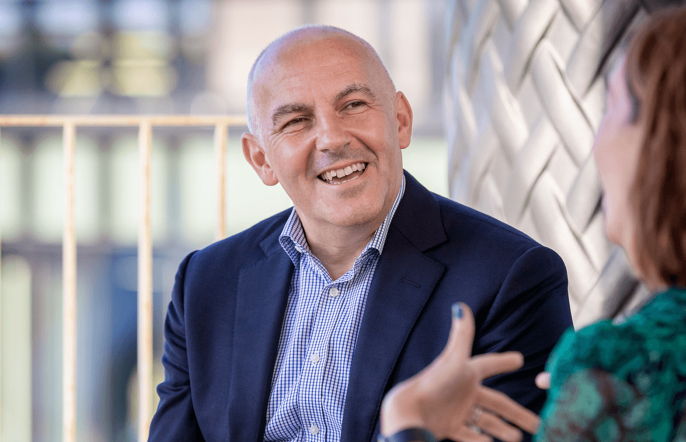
242,133,279,186
395,91,413,150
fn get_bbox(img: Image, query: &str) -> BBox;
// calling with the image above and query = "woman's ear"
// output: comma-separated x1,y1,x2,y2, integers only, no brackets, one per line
395,91,413,150
242,133,279,186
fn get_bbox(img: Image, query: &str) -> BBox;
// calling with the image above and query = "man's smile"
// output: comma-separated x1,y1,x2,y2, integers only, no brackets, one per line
318,162,367,185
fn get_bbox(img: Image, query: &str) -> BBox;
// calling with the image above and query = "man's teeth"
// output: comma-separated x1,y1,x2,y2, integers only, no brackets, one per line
320,162,366,182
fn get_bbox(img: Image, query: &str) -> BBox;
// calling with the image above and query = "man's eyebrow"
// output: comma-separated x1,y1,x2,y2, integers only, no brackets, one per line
334,84,376,103
271,103,312,127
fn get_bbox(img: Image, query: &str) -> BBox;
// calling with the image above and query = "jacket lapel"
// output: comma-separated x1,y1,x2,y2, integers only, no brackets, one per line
227,231,293,441
341,172,447,441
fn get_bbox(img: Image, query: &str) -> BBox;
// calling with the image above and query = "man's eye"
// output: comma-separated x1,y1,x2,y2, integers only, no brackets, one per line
343,101,367,113
282,117,308,129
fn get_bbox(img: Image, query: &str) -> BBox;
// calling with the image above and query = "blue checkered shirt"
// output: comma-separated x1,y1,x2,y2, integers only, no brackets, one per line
263,176,406,442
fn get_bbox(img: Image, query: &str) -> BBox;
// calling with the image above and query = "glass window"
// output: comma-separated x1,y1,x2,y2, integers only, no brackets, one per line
32,134,100,244
36,0,99,35
0,136,22,241
179,0,212,36
403,137,448,197
178,134,292,247
389,0,430,120
225,136,292,236
113,0,169,31
0,255,32,442
206,0,301,112
0,3,21,57
110,134,168,245
314,0,382,49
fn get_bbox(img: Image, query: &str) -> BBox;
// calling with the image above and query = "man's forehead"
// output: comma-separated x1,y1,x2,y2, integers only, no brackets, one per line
253,34,383,106
254,32,369,84
246,26,395,134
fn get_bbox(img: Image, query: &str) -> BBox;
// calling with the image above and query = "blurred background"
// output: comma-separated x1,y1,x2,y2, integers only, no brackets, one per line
0,1,447,441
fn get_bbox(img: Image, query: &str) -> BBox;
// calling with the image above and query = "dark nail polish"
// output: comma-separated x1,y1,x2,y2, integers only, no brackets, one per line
452,303,463,319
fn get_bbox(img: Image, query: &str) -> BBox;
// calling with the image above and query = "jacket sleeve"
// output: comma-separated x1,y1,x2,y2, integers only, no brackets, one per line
476,245,573,419
149,252,205,441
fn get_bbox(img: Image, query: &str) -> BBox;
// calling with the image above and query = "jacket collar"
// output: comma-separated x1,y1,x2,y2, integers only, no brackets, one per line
391,171,447,251
259,171,446,256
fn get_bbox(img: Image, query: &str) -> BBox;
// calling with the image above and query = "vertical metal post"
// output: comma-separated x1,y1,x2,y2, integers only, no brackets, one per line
0,127,3,439
138,121,153,442
214,123,227,241
62,122,77,442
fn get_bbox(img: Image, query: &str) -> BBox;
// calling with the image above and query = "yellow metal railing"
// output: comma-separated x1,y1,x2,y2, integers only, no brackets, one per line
0,114,248,442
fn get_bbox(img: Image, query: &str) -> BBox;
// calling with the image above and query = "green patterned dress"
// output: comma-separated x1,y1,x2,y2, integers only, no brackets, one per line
536,287,686,442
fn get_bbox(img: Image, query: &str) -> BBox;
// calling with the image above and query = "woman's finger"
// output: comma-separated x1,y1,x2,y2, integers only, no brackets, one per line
451,426,493,442
442,302,476,360
471,352,524,379
535,372,551,390
476,387,540,434
474,410,523,442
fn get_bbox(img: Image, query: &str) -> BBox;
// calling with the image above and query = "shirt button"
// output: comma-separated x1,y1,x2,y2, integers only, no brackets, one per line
309,424,319,434
329,287,339,298
310,352,320,364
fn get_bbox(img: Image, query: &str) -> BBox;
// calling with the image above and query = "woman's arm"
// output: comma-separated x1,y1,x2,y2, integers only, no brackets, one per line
536,368,661,442
380,303,540,442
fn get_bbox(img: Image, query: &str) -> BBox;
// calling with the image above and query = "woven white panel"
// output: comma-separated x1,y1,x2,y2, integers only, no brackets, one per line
443,0,672,327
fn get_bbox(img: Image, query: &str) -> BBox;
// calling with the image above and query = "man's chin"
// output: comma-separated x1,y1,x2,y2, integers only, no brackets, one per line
316,202,387,229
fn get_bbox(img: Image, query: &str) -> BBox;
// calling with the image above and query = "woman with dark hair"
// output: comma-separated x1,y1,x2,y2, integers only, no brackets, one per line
378,7,686,442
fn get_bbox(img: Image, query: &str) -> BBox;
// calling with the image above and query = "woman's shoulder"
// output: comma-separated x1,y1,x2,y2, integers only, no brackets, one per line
537,288,686,442
538,367,672,441
547,287,686,385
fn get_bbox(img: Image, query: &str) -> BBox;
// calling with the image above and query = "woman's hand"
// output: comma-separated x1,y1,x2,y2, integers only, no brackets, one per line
535,372,551,390
380,303,540,442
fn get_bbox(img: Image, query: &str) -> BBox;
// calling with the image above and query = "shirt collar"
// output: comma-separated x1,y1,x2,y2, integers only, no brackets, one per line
279,175,406,265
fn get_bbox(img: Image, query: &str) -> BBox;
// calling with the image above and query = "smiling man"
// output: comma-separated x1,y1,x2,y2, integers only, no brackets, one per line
149,26,573,442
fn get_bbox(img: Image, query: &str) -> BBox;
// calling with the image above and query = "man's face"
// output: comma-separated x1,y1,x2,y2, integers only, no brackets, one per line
243,35,412,232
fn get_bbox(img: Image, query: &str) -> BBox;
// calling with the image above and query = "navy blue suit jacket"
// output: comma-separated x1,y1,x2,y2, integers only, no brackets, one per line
149,171,572,442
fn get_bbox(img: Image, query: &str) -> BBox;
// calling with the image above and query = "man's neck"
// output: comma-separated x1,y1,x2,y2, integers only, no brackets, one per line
293,176,404,280
301,220,380,281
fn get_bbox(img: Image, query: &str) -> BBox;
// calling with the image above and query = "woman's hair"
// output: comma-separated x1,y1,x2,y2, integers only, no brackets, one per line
624,6,686,286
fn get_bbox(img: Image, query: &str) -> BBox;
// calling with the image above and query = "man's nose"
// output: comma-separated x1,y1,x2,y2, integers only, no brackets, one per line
314,113,352,152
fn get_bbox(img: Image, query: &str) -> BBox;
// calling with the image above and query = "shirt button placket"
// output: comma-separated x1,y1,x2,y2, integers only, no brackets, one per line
329,286,339,298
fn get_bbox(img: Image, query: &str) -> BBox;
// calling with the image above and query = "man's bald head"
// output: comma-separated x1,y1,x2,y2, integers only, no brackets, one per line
246,25,395,136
